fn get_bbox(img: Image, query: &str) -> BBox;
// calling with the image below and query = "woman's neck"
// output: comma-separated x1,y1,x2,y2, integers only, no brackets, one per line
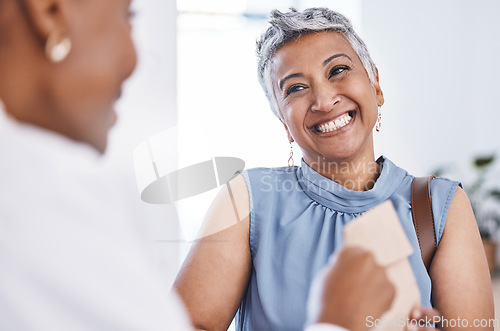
306,154,381,191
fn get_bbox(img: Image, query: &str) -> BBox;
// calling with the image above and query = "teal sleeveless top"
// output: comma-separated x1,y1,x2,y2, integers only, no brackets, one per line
235,156,460,331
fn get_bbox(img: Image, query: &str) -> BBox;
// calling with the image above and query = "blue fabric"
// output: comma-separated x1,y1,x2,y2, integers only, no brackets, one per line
235,156,460,331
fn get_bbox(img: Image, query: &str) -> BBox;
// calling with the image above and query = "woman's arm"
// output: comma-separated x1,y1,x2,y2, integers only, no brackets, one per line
430,187,494,330
173,174,251,331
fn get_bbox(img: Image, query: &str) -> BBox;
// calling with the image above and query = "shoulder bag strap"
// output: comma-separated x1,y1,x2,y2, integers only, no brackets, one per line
411,175,437,273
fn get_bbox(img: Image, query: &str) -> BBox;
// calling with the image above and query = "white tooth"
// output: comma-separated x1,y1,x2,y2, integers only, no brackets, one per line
330,122,336,131
319,124,325,132
335,119,342,127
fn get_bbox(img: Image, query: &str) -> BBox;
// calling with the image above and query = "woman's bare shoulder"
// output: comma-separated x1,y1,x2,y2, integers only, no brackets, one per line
197,173,250,239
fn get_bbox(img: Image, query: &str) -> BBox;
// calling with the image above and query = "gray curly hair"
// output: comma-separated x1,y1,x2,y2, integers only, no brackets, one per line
256,8,377,119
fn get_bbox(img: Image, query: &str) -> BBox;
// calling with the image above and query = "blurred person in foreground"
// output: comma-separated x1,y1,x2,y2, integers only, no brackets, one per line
174,7,493,331
0,1,429,330
0,0,191,329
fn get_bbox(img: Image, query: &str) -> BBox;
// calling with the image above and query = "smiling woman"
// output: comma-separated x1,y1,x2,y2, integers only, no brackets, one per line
174,7,494,331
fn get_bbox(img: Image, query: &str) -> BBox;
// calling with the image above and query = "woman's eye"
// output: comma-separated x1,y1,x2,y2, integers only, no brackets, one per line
328,66,349,79
286,85,307,96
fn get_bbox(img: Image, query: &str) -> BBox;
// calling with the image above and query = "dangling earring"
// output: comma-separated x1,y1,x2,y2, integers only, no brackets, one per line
375,107,382,132
45,29,72,63
288,142,294,167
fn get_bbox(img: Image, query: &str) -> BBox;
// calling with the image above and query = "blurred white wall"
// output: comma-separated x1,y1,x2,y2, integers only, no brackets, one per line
363,0,500,177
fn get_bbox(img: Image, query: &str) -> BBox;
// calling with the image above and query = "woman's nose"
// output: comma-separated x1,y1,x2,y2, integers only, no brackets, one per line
310,85,341,113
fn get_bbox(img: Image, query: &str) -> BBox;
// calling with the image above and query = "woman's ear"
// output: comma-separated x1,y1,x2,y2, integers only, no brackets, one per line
21,0,69,42
280,119,294,143
373,68,385,107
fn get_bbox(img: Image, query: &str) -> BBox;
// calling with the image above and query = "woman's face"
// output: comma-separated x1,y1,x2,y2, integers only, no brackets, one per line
270,31,384,165
49,0,137,152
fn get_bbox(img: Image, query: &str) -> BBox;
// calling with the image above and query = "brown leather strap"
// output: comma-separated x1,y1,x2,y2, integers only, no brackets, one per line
411,175,436,272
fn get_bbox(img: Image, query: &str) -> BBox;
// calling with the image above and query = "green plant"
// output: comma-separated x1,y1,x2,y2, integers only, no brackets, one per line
467,155,500,240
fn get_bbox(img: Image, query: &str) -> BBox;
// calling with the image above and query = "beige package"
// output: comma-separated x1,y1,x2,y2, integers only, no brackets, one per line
343,200,421,330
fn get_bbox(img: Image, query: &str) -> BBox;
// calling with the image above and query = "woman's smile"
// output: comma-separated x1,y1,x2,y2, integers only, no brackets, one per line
310,110,356,135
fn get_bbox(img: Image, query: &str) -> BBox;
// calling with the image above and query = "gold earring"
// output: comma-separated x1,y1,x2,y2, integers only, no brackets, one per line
288,143,294,167
45,29,72,63
376,107,382,132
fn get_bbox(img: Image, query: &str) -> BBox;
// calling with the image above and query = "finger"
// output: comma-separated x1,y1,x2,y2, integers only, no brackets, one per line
328,246,366,265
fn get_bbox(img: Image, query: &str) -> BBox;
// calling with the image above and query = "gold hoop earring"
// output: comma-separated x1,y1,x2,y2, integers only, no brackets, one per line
45,29,72,63
288,143,294,167
375,107,382,132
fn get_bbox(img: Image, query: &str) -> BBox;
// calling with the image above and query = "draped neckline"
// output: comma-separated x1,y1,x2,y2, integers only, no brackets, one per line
296,155,407,213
